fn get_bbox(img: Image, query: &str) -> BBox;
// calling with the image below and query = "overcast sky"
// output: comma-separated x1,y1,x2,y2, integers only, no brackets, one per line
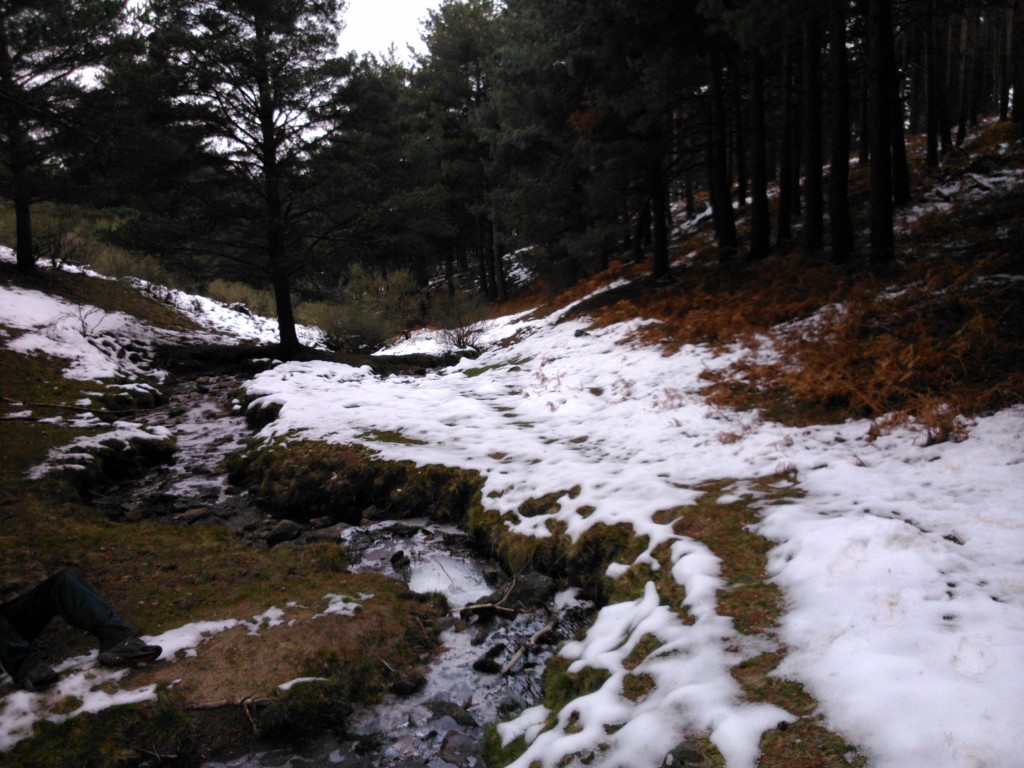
341,0,441,62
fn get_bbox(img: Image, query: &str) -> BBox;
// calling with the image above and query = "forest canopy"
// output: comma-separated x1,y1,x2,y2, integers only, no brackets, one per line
1,0,1022,353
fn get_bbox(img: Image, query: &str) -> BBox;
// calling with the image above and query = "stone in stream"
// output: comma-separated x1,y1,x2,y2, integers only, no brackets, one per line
422,699,478,728
266,519,304,546
440,729,485,767
180,506,212,524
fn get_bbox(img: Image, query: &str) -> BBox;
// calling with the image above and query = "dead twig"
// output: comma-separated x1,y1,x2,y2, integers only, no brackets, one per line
242,697,260,735
500,620,556,676
459,573,520,616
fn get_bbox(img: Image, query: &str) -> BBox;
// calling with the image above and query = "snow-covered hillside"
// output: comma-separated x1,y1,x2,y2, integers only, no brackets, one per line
1,247,1022,767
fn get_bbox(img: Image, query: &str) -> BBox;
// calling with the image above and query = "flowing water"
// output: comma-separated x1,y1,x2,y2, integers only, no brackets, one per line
104,373,591,767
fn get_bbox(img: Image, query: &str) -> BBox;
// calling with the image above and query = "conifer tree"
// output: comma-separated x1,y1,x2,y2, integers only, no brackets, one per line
146,0,346,354
0,0,127,271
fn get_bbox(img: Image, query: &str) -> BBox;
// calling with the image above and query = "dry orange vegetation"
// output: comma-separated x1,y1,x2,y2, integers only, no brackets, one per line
536,121,1023,441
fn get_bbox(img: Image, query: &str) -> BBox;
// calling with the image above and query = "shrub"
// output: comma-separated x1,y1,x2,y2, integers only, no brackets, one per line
295,265,424,351
297,300,397,352
430,292,489,352
206,279,277,318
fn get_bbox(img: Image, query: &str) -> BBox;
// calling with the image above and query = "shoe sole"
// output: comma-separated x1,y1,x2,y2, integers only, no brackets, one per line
98,650,162,668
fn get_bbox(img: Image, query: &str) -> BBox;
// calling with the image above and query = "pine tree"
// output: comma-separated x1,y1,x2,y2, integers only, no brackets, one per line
146,0,347,355
0,0,127,271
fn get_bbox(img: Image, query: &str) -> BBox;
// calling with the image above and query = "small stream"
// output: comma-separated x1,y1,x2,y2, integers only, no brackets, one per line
100,373,592,767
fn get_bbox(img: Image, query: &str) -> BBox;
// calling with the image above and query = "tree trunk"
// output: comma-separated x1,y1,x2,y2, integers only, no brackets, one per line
908,21,926,134
868,0,895,264
803,15,824,256
707,52,738,260
829,0,855,264
254,21,300,355
476,217,492,299
492,223,507,301
889,21,912,208
732,64,747,208
650,160,670,278
0,27,35,272
777,30,796,245
943,13,962,151
485,220,498,299
858,6,871,165
1013,0,1024,129
999,5,1012,121
926,0,941,170
748,49,771,261
956,9,978,145
632,200,650,262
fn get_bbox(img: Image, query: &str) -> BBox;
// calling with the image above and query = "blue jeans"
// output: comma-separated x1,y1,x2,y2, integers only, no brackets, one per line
0,571,132,683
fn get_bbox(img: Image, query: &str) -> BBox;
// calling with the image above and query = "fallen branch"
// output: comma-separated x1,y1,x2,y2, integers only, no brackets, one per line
242,697,261,735
501,620,556,676
459,601,518,616
458,573,518,616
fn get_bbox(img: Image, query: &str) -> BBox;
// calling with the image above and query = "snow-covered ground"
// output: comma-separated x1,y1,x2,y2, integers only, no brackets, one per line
243,305,1024,768
2,247,1022,767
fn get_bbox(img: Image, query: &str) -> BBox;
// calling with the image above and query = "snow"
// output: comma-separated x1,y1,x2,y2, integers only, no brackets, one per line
125,277,328,350
2,246,1023,767
0,279,161,382
241,306,1024,768
0,598,369,751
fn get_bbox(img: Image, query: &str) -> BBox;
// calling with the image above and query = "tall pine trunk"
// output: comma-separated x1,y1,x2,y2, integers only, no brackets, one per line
829,0,855,264
707,52,738,260
650,159,670,278
803,15,825,256
777,31,797,245
12,163,34,271
889,23,912,208
0,27,35,272
255,23,300,355
926,0,941,170
956,9,978,145
1014,0,1024,130
732,65,747,208
868,0,896,264
748,49,771,261
999,6,1012,121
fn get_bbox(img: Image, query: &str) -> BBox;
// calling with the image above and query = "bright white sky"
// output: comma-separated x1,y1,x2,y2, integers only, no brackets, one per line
341,0,441,62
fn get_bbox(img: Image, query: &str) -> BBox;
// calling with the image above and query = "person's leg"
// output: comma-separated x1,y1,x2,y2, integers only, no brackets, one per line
2,570,133,652
0,613,46,684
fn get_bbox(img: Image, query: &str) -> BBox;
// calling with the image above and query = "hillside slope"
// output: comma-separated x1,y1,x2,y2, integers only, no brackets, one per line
0,122,1021,768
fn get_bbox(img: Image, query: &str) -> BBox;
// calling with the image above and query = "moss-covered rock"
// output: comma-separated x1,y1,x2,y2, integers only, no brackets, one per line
226,439,484,524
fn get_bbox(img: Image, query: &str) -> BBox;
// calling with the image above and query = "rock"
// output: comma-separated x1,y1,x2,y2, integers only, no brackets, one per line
472,656,501,674
305,523,349,543
423,700,478,728
440,730,484,767
390,550,412,571
471,626,491,646
390,669,427,695
308,516,334,529
123,506,147,522
662,741,712,766
266,519,304,547
180,507,212,524
481,563,503,585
